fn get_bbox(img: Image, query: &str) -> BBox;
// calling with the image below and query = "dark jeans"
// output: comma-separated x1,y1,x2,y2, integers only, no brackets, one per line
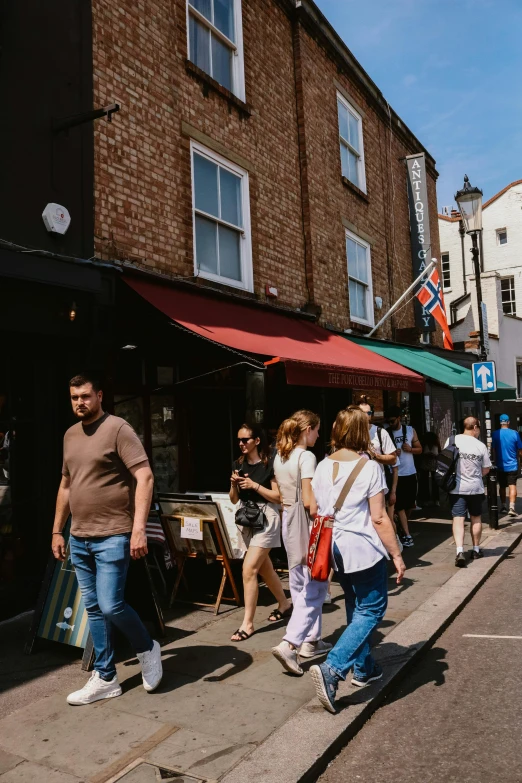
325,545,388,681
70,533,152,680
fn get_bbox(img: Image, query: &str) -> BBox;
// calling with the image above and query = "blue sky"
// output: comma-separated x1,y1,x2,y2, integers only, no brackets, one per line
314,0,522,210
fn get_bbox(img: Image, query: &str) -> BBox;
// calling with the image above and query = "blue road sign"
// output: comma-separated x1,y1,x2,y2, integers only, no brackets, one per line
472,361,497,393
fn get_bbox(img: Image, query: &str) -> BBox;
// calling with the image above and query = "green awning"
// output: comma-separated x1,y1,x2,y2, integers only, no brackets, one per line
346,337,516,400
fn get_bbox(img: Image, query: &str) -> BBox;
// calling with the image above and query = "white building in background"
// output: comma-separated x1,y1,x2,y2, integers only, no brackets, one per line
438,180,522,396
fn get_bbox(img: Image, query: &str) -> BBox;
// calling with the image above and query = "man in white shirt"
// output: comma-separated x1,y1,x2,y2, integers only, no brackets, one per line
358,399,398,517
444,416,491,568
386,406,422,548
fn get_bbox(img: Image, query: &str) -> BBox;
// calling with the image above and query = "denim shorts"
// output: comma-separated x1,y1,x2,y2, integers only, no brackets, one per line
450,493,485,518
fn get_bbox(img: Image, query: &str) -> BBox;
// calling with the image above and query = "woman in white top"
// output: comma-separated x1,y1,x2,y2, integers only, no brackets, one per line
271,410,332,675
309,407,406,714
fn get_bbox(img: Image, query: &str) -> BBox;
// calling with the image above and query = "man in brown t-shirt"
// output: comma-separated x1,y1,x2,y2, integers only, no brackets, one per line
52,374,163,705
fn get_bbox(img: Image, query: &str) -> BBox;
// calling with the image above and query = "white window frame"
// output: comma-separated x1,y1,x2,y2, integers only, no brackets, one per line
345,228,374,326
501,276,516,316
337,92,367,193
441,251,451,291
190,140,253,292
496,228,508,245
186,0,245,101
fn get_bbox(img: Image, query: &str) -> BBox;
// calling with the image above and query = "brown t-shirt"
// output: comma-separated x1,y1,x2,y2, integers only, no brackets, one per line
62,413,149,537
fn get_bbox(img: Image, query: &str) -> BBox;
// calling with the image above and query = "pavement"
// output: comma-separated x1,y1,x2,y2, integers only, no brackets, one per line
318,535,522,783
0,504,521,783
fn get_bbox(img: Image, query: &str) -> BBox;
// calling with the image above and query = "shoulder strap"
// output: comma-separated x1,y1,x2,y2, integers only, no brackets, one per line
376,427,383,451
403,424,407,441
295,451,303,503
333,457,367,512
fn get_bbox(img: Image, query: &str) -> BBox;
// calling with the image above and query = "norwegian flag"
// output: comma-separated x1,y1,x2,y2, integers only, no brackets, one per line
416,267,454,350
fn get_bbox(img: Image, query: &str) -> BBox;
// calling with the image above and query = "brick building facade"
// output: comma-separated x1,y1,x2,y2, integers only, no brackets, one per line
92,0,441,339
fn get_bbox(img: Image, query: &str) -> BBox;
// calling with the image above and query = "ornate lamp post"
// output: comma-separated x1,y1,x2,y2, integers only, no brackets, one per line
455,175,497,527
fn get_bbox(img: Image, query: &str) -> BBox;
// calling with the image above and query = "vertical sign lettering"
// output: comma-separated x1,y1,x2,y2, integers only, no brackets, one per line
406,153,435,332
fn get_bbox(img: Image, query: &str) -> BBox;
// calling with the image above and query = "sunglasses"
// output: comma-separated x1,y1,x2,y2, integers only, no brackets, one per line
238,437,253,444
365,411,373,417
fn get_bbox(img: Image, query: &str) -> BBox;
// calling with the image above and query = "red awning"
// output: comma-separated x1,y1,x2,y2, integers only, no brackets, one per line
124,275,425,392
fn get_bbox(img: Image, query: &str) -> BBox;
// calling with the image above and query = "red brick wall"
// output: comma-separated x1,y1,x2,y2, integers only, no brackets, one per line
92,0,441,343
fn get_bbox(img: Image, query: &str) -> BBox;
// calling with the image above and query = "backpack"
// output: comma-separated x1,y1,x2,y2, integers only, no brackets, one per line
434,436,459,492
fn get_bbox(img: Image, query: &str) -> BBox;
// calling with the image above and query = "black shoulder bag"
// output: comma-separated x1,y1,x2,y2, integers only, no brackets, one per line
234,465,267,530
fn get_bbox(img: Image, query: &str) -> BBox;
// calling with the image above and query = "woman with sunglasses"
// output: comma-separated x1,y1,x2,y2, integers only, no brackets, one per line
229,423,291,642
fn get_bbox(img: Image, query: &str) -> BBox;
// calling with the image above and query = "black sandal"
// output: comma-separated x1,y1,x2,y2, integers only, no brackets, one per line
268,606,292,622
231,628,254,642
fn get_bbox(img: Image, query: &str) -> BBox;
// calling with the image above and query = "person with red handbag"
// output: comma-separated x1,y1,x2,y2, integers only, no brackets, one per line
309,407,406,714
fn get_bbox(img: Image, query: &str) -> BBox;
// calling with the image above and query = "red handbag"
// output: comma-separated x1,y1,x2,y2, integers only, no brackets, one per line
307,457,367,581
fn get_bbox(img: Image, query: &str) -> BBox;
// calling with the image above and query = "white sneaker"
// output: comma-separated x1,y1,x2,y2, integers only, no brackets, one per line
67,671,122,706
137,640,163,692
323,592,332,604
271,641,303,676
299,639,333,658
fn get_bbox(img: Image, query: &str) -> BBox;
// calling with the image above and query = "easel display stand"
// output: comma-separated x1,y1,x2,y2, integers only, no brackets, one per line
162,514,241,614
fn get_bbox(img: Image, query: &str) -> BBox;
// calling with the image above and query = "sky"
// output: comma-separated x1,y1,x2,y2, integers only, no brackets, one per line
314,0,522,211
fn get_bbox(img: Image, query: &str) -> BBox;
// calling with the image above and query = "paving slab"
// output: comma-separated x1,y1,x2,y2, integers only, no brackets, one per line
0,694,175,780
144,728,255,780
0,749,24,777
0,760,83,782
219,526,522,783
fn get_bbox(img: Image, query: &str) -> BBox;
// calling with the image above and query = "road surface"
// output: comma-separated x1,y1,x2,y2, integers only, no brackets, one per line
319,541,522,783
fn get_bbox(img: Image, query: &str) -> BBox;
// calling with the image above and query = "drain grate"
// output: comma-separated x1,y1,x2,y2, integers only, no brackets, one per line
114,762,204,783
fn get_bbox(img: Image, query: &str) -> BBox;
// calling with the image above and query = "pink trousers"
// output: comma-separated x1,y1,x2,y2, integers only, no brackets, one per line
282,509,329,647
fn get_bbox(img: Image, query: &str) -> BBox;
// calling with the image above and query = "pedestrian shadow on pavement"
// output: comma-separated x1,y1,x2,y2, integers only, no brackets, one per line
331,643,448,712
123,644,254,692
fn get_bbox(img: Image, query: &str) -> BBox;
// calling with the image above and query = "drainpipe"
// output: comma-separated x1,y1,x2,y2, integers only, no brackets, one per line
459,219,467,294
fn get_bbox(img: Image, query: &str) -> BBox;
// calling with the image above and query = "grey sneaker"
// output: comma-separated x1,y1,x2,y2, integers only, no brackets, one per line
508,508,517,517
299,639,333,658
500,505,507,514
351,663,383,688
310,663,338,714
67,671,121,706
470,548,484,560
271,641,303,676
137,640,163,692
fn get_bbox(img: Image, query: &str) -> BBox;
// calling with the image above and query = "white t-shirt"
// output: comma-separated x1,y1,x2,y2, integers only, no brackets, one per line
369,425,399,491
444,434,492,495
389,425,416,476
312,457,388,574
274,447,317,506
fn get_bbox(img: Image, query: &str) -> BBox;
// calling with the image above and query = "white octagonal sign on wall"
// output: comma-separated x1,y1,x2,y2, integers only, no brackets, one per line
42,203,71,235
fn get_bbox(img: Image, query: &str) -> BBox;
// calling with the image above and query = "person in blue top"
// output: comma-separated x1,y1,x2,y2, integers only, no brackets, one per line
492,414,522,517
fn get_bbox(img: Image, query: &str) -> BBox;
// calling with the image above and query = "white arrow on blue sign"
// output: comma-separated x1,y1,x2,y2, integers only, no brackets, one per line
472,361,497,393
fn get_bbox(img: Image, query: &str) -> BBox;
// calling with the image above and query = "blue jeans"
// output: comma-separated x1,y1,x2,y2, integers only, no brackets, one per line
70,533,153,680
326,545,388,681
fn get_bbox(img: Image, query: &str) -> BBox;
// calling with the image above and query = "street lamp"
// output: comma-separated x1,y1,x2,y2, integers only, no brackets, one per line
455,175,497,528
455,175,485,360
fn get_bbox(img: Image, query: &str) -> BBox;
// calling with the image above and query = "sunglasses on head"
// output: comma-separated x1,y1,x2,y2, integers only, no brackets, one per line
238,437,253,444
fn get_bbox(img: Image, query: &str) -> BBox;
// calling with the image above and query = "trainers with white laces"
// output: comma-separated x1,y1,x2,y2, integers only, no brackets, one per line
137,640,163,692
67,671,122,706
299,639,333,658
271,641,303,675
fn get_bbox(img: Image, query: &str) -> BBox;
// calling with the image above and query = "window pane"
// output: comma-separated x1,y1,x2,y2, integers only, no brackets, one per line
195,215,218,275
211,34,232,91
349,280,367,320
346,237,357,272
340,142,350,178
190,0,211,22
219,225,241,281
348,149,359,187
356,242,368,282
338,101,349,142
214,0,234,41
194,153,219,217
189,16,211,75
348,112,359,152
220,168,242,226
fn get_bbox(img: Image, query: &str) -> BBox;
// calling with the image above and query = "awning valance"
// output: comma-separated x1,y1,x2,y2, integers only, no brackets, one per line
124,275,425,392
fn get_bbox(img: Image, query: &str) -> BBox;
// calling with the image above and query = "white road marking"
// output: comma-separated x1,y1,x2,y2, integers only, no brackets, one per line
463,634,522,640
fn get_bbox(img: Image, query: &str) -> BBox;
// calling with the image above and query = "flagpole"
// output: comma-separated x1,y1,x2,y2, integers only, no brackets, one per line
367,258,437,338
